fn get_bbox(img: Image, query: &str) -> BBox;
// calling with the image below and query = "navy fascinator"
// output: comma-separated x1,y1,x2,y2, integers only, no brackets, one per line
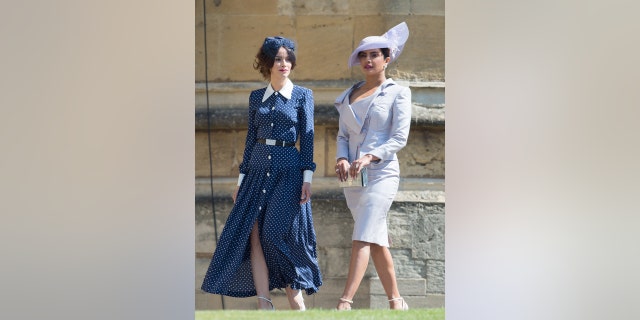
261,36,296,58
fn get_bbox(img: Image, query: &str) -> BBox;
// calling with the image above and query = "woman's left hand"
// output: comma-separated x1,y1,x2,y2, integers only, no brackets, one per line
300,182,312,204
349,154,376,179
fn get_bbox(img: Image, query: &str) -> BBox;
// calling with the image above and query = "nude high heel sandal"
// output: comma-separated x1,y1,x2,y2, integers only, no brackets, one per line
388,297,409,310
336,297,353,310
257,296,275,310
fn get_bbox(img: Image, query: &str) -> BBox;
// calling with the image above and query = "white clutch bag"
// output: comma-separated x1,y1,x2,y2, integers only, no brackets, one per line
338,168,368,188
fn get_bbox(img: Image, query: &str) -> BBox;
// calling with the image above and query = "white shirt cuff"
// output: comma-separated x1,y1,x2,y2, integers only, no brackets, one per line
303,170,313,184
237,174,245,186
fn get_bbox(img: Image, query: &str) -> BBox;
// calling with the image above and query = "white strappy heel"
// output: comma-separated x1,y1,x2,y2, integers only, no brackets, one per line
257,296,275,310
336,297,353,310
388,297,409,310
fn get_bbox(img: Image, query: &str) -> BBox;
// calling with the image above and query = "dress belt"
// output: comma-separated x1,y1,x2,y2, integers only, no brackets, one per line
256,138,295,147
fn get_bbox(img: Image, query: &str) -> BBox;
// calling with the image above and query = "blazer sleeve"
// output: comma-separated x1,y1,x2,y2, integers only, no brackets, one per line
336,116,350,161
335,88,352,161
298,88,316,172
368,85,412,160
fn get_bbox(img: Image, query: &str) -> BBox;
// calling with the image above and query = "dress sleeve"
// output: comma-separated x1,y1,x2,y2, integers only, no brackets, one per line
238,91,259,175
298,88,316,172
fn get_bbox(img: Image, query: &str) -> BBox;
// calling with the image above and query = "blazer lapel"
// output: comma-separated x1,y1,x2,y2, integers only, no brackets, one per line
335,79,396,133
358,78,396,130
335,82,365,132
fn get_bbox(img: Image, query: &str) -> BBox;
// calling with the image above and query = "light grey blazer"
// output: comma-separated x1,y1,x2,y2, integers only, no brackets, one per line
335,78,412,162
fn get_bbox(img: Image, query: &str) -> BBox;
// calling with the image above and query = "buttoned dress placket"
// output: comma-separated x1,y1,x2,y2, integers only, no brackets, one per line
257,92,279,226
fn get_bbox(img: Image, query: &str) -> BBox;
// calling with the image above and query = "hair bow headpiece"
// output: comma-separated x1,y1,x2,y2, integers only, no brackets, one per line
261,36,296,58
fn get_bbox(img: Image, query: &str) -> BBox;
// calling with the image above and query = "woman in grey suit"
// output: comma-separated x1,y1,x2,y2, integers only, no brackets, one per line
334,22,411,311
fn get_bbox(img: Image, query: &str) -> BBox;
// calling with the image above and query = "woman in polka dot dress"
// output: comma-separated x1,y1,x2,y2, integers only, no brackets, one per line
201,36,322,311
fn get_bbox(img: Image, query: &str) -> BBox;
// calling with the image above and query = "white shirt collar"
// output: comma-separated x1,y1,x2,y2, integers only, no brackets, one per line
262,78,293,102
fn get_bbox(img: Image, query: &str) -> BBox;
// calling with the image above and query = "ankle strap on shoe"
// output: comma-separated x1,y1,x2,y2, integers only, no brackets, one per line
339,297,353,304
258,296,274,310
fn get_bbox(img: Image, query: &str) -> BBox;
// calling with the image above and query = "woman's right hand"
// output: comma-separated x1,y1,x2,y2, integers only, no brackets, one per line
335,158,350,182
232,186,240,203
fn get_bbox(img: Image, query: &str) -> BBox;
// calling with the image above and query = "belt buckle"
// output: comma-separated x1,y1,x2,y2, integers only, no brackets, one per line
265,139,276,146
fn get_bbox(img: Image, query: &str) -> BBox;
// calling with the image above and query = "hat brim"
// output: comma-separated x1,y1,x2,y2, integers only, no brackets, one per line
348,37,393,67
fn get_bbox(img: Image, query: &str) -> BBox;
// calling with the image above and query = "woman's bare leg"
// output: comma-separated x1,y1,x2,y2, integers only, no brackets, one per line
336,240,371,310
285,286,306,310
250,222,272,309
370,244,404,309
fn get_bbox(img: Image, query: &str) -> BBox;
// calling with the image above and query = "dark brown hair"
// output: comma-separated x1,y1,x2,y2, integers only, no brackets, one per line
381,48,390,59
253,47,297,80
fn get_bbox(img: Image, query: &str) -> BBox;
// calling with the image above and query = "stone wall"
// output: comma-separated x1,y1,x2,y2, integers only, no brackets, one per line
195,0,445,82
195,0,445,310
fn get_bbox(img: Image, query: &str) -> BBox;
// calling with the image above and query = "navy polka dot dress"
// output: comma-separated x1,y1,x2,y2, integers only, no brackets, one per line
201,84,323,297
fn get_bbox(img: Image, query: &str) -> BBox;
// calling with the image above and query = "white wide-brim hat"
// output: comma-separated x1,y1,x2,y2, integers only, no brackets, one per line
348,22,410,68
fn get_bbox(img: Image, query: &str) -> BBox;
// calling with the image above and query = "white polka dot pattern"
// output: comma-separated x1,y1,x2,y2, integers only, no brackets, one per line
201,85,322,297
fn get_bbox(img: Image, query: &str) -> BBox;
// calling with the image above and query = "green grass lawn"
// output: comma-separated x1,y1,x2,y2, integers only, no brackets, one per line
196,308,444,320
